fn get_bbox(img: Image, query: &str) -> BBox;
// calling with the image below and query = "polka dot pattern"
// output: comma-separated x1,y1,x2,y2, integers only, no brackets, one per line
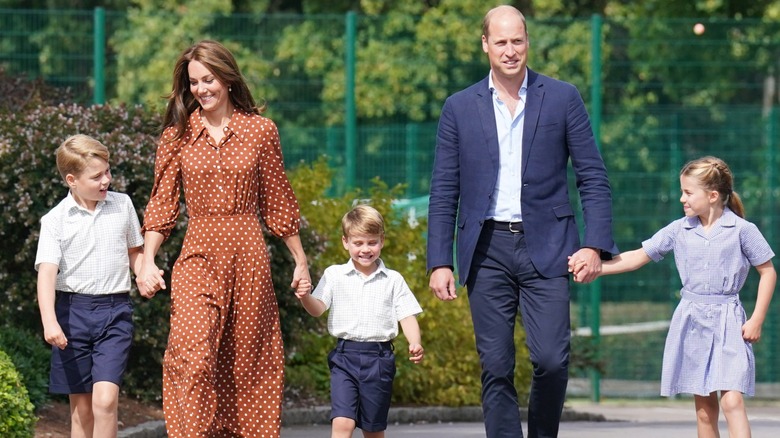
143,109,301,437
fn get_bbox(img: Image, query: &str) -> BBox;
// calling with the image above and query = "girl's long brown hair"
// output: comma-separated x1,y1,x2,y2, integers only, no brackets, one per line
680,156,745,218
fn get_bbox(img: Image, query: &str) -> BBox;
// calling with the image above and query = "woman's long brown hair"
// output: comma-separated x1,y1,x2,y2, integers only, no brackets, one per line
161,40,264,142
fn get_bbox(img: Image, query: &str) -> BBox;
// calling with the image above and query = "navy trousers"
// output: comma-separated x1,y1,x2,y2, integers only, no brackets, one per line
466,223,570,438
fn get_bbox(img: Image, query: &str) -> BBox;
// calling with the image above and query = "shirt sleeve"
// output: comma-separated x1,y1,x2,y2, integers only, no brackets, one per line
311,267,333,310
124,194,144,249
392,274,423,321
35,211,62,271
142,126,183,239
256,118,301,238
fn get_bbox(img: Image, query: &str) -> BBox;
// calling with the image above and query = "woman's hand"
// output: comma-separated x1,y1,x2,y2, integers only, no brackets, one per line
137,261,166,299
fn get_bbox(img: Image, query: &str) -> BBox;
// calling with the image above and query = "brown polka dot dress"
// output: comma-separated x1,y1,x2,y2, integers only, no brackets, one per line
143,109,300,437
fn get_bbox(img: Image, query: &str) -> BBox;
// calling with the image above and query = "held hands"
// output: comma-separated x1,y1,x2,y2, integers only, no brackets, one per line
567,256,587,283
137,261,166,299
408,343,424,364
567,248,603,283
295,278,312,299
290,262,312,297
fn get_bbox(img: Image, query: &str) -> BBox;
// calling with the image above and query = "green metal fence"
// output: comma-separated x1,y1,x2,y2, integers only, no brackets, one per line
3,8,780,398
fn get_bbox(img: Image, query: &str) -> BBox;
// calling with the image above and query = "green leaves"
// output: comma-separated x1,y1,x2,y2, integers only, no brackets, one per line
0,350,36,437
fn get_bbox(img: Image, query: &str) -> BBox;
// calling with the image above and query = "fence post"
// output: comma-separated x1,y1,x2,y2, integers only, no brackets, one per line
765,106,777,377
588,13,603,403
344,11,357,189
93,7,105,105
405,123,418,197
326,125,340,196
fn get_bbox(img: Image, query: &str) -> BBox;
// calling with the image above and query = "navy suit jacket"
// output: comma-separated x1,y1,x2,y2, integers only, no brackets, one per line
427,70,618,285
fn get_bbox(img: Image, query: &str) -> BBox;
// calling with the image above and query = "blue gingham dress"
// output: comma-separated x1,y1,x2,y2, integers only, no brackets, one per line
642,208,774,397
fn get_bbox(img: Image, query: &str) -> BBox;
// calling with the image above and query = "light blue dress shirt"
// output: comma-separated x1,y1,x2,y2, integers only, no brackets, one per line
486,69,528,222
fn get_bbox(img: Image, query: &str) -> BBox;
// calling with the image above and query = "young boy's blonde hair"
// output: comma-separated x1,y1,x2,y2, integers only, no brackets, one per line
342,204,385,238
55,134,110,182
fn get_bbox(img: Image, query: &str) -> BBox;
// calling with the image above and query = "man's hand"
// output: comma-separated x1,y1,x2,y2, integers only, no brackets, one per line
429,267,457,301
568,248,602,283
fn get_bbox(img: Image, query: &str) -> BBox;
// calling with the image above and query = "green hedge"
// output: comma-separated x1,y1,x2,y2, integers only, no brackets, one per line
0,349,36,437
0,326,51,410
0,72,532,408
286,160,533,406
0,82,322,403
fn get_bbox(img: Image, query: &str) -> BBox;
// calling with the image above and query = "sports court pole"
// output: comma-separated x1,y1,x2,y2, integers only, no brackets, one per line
588,13,604,403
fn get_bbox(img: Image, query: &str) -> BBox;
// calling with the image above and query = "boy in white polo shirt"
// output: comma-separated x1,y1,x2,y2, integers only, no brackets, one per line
35,134,160,438
295,204,424,438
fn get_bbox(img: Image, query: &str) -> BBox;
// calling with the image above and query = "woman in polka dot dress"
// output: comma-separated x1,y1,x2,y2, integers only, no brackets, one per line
138,40,311,438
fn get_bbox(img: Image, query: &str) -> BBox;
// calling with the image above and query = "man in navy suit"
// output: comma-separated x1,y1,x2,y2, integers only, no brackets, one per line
427,5,618,438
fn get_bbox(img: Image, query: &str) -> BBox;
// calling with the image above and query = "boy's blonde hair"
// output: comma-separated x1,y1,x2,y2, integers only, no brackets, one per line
55,134,110,182
342,204,385,238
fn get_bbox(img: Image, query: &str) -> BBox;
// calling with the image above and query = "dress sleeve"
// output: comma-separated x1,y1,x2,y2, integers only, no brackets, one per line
257,118,301,238
641,220,679,262
142,126,183,240
741,222,775,266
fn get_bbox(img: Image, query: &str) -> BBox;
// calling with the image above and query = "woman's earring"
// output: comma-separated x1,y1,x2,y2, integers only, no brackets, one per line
229,87,232,92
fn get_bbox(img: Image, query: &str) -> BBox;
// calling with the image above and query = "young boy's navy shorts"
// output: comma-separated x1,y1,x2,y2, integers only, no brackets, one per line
49,291,133,394
328,338,396,432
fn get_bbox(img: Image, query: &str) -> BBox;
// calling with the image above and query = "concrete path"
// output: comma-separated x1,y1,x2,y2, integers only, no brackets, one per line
119,398,780,437
281,399,780,438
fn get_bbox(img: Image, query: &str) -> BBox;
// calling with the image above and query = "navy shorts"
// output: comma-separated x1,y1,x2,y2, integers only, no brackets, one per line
49,292,133,394
328,338,396,432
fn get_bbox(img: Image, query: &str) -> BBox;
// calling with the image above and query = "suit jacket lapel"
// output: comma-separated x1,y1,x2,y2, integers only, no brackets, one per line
523,69,542,178
475,77,500,177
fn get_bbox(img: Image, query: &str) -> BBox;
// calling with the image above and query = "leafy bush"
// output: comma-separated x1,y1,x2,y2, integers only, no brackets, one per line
0,70,533,407
0,66,73,114
0,96,325,403
0,100,173,402
0,349,37,437
286,158,533,406
0,326,51,410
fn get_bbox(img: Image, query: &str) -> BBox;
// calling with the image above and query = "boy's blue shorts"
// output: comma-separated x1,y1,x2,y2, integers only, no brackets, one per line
328,338,396,432
49,291,133,394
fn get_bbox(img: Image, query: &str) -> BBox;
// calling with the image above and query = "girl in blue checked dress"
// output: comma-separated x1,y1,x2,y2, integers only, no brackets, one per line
570,156,776,438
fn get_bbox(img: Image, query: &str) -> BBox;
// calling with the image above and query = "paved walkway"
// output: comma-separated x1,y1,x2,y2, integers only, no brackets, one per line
119,398,780,437
281,399,780,438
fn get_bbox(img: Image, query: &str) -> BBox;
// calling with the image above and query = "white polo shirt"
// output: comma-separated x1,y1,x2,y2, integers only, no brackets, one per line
35,191,144,295
312,258,423,342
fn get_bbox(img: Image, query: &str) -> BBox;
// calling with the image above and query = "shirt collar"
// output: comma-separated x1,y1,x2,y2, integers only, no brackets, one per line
344,257,387,279
64,190,108,214
189,108,252,144
683,207,737,229
488,68,528,98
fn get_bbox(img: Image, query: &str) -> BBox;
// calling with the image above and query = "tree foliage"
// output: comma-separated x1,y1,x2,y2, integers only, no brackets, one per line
0,69,528,406
286,158,532,406
0,350,36,437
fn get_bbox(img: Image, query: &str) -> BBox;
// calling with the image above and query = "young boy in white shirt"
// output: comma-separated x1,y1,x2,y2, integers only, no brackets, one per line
296,204,424,438
35,134,159,438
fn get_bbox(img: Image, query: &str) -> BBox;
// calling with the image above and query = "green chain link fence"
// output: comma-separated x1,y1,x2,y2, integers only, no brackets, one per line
3,8,779,399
